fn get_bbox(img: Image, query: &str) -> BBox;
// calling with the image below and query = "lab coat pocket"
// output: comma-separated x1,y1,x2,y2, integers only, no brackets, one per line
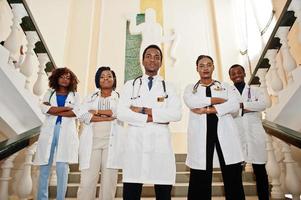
154,128,172,154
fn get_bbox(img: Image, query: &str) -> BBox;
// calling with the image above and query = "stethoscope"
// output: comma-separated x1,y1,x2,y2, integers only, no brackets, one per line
89,90,120,104
192,80,222,94
131,75,168,100
231,85,252,102
247,87,251,102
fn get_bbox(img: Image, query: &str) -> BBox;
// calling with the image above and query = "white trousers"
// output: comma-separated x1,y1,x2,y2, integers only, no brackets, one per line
77,137,118,200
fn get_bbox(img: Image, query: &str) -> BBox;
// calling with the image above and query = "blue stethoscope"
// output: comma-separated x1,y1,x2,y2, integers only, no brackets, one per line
131,75,168,100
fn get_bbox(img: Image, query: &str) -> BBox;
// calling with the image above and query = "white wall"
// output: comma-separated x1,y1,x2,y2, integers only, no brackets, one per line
213,0,240,83
63,0,96,96
97,0,140,90
25,0,72,67
162,0,218,133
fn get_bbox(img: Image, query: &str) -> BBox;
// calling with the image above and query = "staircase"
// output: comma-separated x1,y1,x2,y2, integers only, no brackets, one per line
48,154,258,199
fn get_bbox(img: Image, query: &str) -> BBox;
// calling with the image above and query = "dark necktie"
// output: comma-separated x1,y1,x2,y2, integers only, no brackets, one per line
148,76,153,90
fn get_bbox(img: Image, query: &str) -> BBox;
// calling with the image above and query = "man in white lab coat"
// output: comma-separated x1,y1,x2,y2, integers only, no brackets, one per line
184,55,245,200
229,64,269,200
117,44,182,200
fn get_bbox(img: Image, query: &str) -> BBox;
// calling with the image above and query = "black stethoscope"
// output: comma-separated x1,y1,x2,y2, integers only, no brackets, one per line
192,80,222,94
131,75,168,100
89,90,120,101
247,87,251,102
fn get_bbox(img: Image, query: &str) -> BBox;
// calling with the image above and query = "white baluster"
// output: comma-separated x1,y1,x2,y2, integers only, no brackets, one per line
16,143,37,200
0,0,13,42
257,68,272,108
266,135,284,199
31,165,39,200
289,0,301,44
19,31,39,89
33,53,49,96
276,27,297,85
4,4,27,61
265,49,283,103
0,152,19,200
279,162,288,194
281,141,301,200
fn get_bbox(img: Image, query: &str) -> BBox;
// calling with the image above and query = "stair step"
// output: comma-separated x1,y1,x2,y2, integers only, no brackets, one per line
49,182,257,198
68,171,255,184
51,197,260,200
70,162,189,173
69,154,187,172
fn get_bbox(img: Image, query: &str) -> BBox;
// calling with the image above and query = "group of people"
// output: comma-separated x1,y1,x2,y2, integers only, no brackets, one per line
33,44,269,200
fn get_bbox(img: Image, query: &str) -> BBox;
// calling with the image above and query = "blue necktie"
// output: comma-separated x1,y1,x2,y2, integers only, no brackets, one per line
148,76,153,90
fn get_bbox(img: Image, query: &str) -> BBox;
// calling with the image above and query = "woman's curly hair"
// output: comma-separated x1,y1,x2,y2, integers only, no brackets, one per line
48,67,79,92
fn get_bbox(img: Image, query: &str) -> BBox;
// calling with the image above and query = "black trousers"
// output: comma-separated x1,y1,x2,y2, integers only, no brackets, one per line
252,163,270,200
123,182,172,200
188,88,245,200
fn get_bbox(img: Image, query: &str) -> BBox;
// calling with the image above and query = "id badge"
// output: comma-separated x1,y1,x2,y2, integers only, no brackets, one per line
157,97,165,102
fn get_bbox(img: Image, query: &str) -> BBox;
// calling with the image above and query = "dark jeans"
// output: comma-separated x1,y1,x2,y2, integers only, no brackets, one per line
123,182,172,200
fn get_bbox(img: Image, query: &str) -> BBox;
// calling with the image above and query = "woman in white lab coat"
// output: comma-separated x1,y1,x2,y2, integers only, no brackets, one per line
77,66,121,200
229,64,269,200
183,55,245,200
117,45,182,200
34,67,81,200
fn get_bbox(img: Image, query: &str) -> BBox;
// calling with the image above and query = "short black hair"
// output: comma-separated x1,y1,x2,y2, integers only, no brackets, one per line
142,44,163,62
228,64,245,75
196,55,214,66
95,66,117,90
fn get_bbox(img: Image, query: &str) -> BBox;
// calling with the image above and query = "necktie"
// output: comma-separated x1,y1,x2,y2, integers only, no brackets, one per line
148,76,153,90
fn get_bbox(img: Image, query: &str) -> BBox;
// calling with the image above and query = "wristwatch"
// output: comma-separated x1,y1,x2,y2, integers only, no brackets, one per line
141,107,146,114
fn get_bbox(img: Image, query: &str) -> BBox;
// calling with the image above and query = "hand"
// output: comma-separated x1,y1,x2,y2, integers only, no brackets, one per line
65,107,73,111
211,97,226,105
191,108,206,115
130,106,142,113
103,116,116,121
89,110,98,115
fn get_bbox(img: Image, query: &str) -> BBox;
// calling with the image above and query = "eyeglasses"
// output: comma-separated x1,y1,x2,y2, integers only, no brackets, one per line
59,75,71,80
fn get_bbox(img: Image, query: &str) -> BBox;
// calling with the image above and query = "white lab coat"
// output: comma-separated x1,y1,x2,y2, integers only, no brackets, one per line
34,89,81,165
117,75,182,185
232,84,267,164
78,90,124,170
183,81,244,170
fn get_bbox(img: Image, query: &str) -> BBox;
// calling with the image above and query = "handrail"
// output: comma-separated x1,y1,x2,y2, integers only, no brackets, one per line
248,0,295,85
0,126,40,160
263,120,301,148
7,0,56,72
